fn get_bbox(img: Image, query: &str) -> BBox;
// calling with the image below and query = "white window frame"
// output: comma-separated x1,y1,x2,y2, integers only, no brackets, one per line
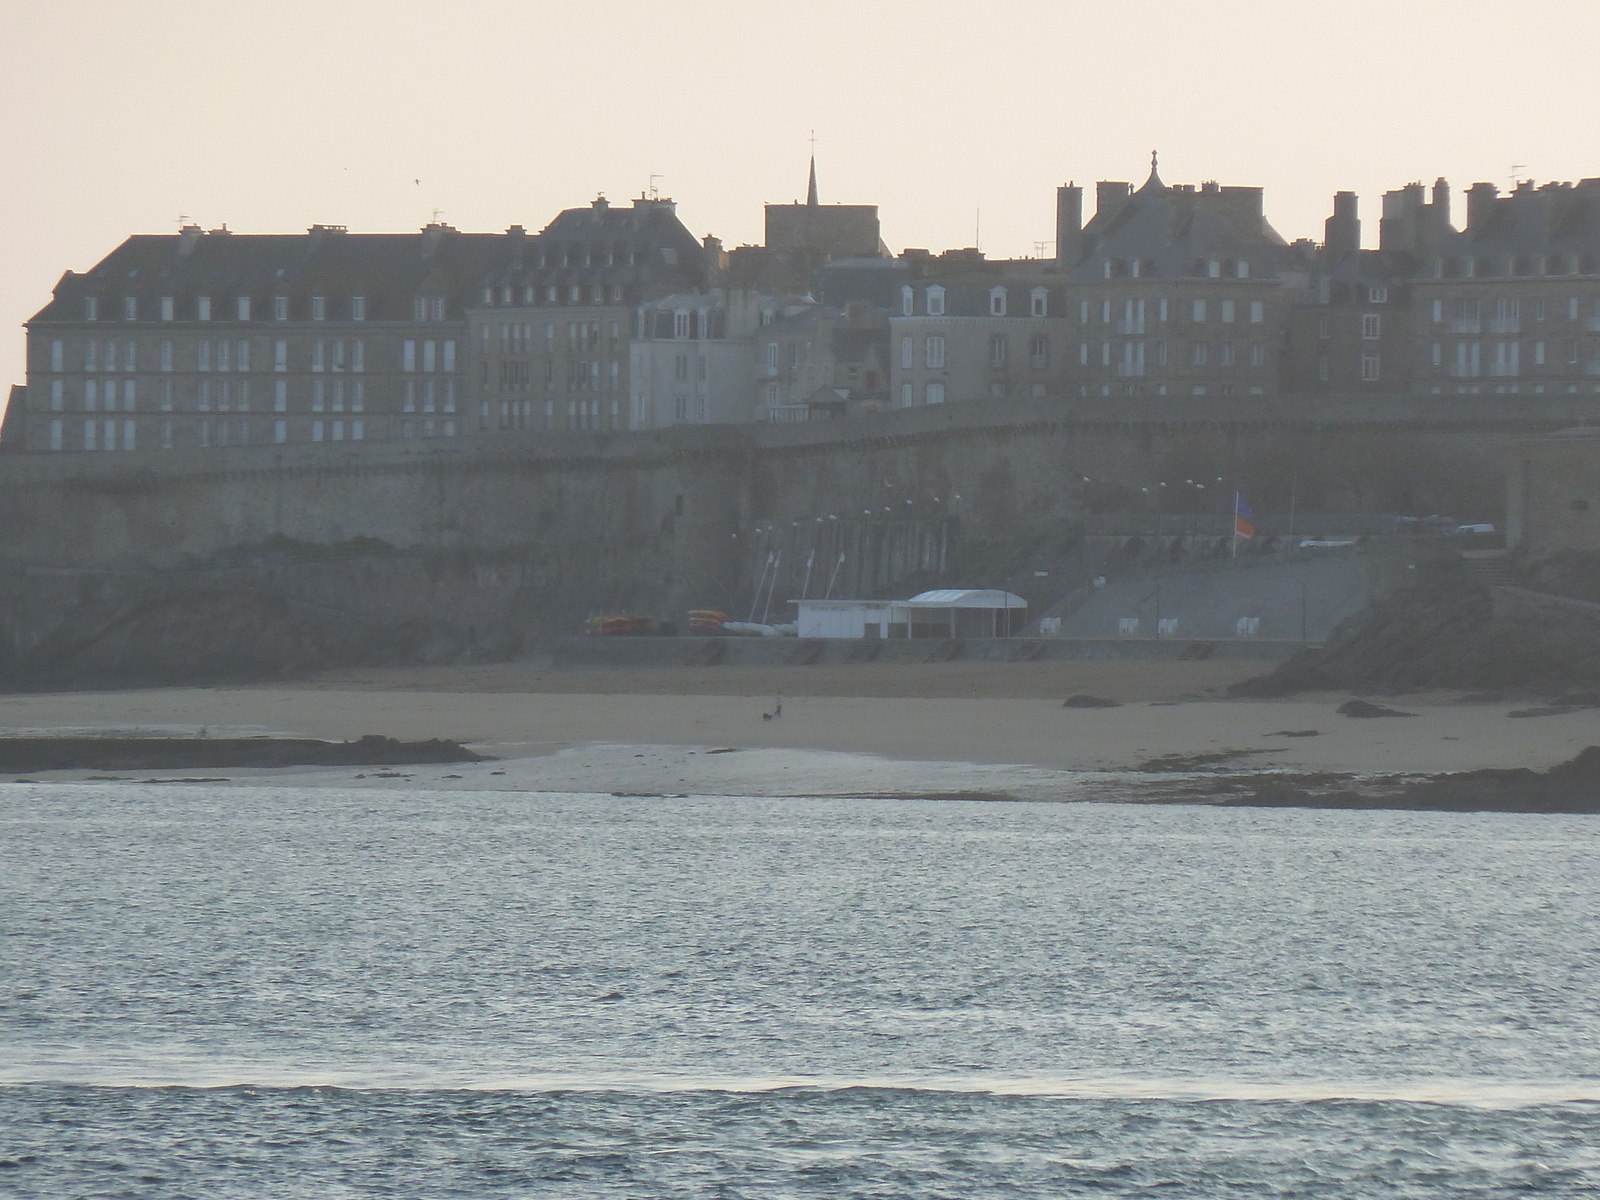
926,286,945,316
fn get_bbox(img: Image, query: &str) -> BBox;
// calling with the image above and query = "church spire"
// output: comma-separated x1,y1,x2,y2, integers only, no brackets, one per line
806,154,819,207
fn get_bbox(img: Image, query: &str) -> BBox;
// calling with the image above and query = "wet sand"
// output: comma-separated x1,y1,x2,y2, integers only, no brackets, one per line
0,660,1594,798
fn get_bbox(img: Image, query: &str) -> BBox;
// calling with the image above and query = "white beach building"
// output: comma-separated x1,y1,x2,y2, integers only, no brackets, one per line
794,589,1027,639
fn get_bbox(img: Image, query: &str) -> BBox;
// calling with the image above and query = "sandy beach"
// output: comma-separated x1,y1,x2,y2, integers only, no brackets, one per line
1,659,1596,799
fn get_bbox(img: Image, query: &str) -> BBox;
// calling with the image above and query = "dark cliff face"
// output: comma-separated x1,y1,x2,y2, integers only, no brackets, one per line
1234,554,1600,696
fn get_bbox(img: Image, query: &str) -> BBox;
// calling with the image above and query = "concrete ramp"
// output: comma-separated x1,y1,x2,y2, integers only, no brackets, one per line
1057,552,1369,643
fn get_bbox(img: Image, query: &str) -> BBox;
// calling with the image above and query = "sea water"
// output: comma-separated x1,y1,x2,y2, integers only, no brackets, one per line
2,783,1599,1196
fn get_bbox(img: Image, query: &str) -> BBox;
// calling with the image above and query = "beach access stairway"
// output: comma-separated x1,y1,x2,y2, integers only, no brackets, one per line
1048,549,1370,644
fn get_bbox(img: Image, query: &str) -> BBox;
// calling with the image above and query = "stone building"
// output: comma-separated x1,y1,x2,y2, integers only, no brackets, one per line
17,221,499,452
630,289,760,428
888,251,1070,408
1406,178,1600,397
1283,192,1416,393
1056,160,1312,397
755,298,892,421
465,196,710,435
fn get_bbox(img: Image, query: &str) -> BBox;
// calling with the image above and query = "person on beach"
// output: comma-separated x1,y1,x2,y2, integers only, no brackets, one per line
774,694,783,719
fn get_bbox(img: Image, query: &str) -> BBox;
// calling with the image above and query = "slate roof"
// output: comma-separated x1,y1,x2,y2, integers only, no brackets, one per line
29,226,504,324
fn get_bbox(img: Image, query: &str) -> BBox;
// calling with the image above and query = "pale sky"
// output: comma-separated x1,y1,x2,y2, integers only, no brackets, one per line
3,0,1598,399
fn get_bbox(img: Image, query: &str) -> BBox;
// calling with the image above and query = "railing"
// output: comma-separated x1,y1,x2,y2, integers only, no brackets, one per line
767,405,809,424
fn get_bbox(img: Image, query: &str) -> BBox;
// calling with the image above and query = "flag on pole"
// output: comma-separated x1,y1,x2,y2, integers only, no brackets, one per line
1234,493,1256,541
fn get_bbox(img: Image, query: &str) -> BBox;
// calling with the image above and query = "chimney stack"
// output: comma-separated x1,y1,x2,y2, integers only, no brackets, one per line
1055,183,1082,268
1324,192,1360,262
1466,182,1498,233
1095,181,1132,221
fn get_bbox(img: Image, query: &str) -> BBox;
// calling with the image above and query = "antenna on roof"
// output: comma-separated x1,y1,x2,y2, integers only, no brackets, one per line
176,214,190,229
1509,163,1528,188
431,208,444,222
648,174,662,200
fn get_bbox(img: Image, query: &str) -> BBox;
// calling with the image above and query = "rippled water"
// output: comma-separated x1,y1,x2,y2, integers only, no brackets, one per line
3,784,1599,1196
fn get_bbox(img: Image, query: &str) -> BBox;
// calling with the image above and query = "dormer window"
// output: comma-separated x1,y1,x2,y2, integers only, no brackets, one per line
1103,259,1113,279
1030,288,1048,317
161,297,174,322
900,285,913,317
1236,261,1250,279
674,310,691,339
236,296,250,321
274,296,288,320
351,296,365,321
926,286,945,316
122,297,136,321
85,296,99,321
431,297,444,321
1130,260,1142,278
1367,286,1388,304
989,287,1007,317
1207,260,1222,278
197,296,211,321
311,296,326,321
501,287,513,305
483,287,494,305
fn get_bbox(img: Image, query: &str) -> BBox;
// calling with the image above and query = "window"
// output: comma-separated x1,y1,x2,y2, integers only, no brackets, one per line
1221,300,1236,323
1079,300,1090,324
49,379,62,410
1570,298,1581,321
312,420,324,442
925,381,945,404
1362,354,1381,381
274,380,287,411
274,296,288,321
353,380,365,412
236,297,250,321
1192,299,1206,322
1220,342,1235,366
1101,342,1111,366
900,336,913,369
441,340,454,372
197,296,210,321
49,340,63,371
197,342,210,372
674,310,691,338
311,296,325,321
423,340,436,372
50,419,63,450
1535,341,1547,365
312,380,324,412
403,340,416,372
1236,261,1250,279
85,297,98,321
1249,300,1264,324
1432,342,1443,367
1534,298,1547,321
900,286,913,317
900,382,912,406
1029,335,1049,368
123,297,137,321
273,340,287,371
1368,286,1388,303
989,287,1007,317
161,297,174,322
274,419,287,443
1031,289,1048,318
1192,342,1208,365
1362,314,1381,339
1317,356,1330,382
675,355,689,383
1432,299,1443,323
1079,343,1088,365
236,341,249,371
159,380,173,411
766,342,779,372
989,335,1008,366
352,296,365,321
352,420,364,440
1207,260,1221,278
311,342,324,372
926,286,945,315
1101,300,1112,324
925,336,945,369
431,298,444,322
1250,343,1264,366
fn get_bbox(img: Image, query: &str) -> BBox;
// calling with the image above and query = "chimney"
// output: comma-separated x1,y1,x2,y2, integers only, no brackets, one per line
1432,177,1451,226
702,233,723,254
1466,182,1499,233
1095,181,1132,221
178,223,203,257
1056,183,1082,268
1324,191,1359,261
1380,184,1426,253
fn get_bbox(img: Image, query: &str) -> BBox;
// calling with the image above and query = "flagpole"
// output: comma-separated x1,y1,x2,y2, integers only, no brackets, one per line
1231,491,1239,560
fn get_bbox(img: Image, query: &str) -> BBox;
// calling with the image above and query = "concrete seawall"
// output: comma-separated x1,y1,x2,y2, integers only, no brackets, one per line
0,393,1583,678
